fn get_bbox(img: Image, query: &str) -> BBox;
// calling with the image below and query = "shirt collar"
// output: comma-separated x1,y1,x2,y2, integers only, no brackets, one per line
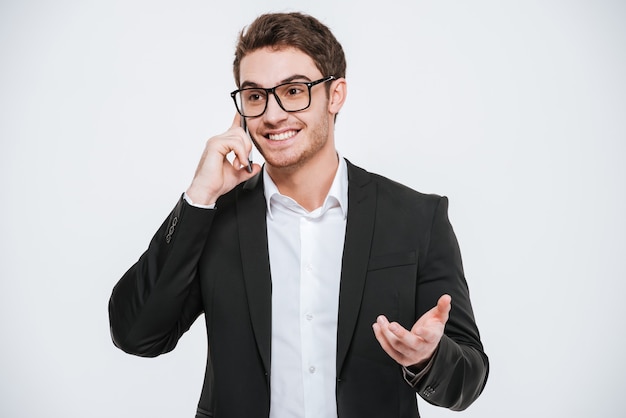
263,155,348,220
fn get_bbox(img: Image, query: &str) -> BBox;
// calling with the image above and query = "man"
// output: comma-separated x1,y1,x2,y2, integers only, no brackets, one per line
109,12,488,418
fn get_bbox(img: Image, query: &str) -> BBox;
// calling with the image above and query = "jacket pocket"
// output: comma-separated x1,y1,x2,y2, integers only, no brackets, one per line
196,406,213,418
368,251,416,272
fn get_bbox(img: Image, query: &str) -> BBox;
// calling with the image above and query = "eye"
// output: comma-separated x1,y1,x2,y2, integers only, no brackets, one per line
244,89,266,103
285,84,306,96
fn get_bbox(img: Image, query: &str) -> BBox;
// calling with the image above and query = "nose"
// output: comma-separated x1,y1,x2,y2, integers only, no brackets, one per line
263,92,288,124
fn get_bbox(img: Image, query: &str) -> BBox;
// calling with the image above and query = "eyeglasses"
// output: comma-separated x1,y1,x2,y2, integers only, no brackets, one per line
230,76,336,118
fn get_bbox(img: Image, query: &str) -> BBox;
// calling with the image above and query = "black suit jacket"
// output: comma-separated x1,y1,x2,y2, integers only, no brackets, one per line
109,160,488,418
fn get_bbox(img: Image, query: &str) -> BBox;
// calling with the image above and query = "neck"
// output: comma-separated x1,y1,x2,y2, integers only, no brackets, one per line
266,148,339,212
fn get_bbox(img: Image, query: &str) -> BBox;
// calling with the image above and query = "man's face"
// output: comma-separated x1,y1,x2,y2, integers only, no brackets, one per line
239,47,335,171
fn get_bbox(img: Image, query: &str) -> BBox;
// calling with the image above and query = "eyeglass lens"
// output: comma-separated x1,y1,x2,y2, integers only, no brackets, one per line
235,82,311,117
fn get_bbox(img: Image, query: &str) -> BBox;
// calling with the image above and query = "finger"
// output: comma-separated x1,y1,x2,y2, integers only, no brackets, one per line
436,294,452,322
231,135,253,171
375,316,419,352
373,316,395,344
232,154,243,170
388,321,410,340
410,295,451,336
231,152,257,171
372,321,403,359
373,319,422,366
229,113,253,163
415,294,451,325
376,314,390,327
230,112,253,158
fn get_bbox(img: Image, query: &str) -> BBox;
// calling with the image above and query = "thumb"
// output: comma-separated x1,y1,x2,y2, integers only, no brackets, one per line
436,294,452,322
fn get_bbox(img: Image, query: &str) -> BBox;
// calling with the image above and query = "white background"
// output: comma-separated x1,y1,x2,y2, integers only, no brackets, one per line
1,1,625,417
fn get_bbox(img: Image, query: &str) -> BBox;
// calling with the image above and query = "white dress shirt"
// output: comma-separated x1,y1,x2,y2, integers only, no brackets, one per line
182,158,433,412
265,157,348,418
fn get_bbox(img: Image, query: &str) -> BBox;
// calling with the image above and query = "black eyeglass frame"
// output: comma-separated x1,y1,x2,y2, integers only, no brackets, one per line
230,75,336,118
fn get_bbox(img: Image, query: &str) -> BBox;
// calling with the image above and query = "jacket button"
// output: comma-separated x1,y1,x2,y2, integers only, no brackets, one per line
423,386,435,398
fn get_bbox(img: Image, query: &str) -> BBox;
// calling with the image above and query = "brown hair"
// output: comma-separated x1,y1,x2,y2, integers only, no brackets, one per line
233,12,347,87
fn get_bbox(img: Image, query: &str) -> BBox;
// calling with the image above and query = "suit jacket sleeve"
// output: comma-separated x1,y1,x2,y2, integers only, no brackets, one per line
108,196,212,357
411,196,489,410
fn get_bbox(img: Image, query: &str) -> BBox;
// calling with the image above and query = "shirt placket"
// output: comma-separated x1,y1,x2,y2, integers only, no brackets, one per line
299,215,319,418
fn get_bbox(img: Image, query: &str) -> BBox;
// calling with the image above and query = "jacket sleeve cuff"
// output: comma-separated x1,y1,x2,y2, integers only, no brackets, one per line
183,192,217,209
402,345,439,386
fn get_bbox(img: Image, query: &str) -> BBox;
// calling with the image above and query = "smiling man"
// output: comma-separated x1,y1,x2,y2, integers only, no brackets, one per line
109,12,488,418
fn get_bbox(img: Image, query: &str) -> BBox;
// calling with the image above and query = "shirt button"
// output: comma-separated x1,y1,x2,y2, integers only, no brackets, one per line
305,313,313,321
309,366,316,374
305,263,313,272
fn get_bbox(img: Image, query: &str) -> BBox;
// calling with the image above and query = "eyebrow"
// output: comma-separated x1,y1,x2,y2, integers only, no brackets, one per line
240,74,314,89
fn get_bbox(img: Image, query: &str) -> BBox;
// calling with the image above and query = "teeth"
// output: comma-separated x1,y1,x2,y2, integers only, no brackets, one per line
269,130,297,141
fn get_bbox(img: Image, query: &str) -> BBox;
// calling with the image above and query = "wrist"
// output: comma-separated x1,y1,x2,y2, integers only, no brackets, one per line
185,185,218,207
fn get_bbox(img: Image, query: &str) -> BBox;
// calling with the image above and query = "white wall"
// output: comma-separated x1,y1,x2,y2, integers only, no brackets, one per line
1,1,624,417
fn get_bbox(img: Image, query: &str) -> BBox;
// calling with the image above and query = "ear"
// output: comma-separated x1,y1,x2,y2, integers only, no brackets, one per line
328,77,347,115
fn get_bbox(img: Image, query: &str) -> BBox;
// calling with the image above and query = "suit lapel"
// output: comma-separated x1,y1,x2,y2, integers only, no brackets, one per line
336,161,376,375
237,173,272,374
234,162,376,377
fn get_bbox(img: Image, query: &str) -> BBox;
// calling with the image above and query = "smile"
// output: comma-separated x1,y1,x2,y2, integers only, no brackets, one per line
268,130,298,141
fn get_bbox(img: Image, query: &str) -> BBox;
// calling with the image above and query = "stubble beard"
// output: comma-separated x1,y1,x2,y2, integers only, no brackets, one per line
254,113,331,172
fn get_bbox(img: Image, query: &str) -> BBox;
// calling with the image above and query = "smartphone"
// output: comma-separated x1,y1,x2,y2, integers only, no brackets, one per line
241,116,253,173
